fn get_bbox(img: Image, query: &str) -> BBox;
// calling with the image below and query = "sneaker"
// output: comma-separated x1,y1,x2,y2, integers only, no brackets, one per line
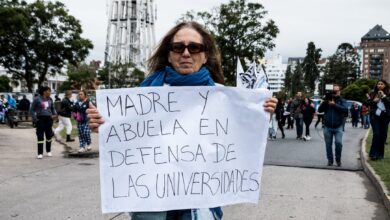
47,152,52,157
305,135,311,141
37,154,43,159
327,161,333,166
78,148,86,153
86,145,92,151
336,161,341,167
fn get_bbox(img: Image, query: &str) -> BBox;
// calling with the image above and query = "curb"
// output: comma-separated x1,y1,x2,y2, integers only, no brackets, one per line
360,130,390,217
54,135,99,158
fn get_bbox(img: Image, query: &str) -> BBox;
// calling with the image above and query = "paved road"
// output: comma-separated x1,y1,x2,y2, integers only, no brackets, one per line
265,123,365,170
0,122,389,220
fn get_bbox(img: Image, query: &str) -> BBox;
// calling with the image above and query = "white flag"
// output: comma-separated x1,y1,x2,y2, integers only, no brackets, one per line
254,64,269,89
236,58,245,88
238,61,258,89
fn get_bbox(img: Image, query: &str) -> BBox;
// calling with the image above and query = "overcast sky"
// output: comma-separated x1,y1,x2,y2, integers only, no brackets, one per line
57,0,390,63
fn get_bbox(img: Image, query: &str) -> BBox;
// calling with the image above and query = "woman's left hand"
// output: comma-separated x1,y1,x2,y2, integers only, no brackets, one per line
264,97,278,113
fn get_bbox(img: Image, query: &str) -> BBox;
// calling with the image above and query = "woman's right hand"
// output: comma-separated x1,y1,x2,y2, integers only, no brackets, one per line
87,102,104,133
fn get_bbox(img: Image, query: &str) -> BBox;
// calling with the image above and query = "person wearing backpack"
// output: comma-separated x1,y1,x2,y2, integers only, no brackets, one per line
54,90,75,142
73,90,91,152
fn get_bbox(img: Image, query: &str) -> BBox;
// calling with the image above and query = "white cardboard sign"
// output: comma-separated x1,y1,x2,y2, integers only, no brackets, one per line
96,86,271,213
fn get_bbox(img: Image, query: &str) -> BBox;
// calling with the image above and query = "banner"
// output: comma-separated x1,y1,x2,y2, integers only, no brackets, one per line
97,86,271,213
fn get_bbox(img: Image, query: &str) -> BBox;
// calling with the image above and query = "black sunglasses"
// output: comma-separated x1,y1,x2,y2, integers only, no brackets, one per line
170,42,206,54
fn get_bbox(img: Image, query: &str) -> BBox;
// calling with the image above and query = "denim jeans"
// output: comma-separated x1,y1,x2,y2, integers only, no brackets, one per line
295,118,303,138
323,126,343,163
363,115,370,129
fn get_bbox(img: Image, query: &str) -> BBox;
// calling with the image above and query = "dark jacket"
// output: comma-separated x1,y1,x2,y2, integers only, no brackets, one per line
73,99,90,123
366,91,390,117
18,98,31,111
59,97,74,118
30,96,56,121
318,96,348,128
301,99,315,119
275,102,284,121
290,97,303,119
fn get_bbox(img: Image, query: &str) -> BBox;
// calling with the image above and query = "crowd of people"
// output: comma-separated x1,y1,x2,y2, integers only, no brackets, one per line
0,87,93,159
269,80,389,165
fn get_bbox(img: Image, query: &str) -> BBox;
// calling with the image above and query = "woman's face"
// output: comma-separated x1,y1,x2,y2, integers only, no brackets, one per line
377,81,386,91
168,28,207,75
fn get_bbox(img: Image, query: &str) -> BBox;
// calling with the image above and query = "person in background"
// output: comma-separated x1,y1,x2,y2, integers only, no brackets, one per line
6,94,16,109
291,91,304,139
286,98,294,129
0,94,7,105
54,90,75,142
315,109,324,129
54,95,61,102
361,102,370,129
350,102,360,128
30,86,57,159
85,21,277,220
13,95,19,107
18,95,31,121
73,90,92,152
367,80,390,160
275,98,285,139
302,97,315,140
0,96,6,123
318,84,348,166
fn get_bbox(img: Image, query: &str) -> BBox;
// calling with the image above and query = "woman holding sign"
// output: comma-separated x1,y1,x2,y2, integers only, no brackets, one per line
87,21,277,220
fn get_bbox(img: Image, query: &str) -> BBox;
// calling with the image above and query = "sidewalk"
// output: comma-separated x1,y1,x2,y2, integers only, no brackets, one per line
54,131,99,158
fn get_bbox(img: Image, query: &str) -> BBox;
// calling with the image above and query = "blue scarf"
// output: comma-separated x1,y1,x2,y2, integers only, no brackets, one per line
141,66,215,87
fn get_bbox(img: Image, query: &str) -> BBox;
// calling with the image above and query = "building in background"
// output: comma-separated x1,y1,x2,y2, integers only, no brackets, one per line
260,54,287,93
360,25,390,81
287,57,304,70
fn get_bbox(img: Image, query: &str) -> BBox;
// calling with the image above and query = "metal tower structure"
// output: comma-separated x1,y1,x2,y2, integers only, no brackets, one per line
104,0,156,70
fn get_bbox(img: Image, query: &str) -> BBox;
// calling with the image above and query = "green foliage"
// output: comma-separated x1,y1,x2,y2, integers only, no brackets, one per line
97,66,109,88
366,130,390,195
102,62,145,88
273,91,287,101
0,0,93,92
322,43,360,89
284,65,293,96
179,0,279,85
341,78,376,102
0,75,12,92
291,62,305,96
68,63,99,90
302,42,322,94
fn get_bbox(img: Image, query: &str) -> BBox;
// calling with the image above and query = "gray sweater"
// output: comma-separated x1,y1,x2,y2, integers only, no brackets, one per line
30,96,57,121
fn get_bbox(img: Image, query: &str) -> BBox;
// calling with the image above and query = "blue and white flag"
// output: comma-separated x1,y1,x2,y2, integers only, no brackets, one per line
254,64,269,89
237,61,258,89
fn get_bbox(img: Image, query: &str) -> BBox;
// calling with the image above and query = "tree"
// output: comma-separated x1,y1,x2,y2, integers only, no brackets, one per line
284,64,293,96
291,62,305,96
100,62,145,89
302,42,322,94
0,0,93,92
59,63,99,92
341,79,376,103
0,75,12,92
179,0,279,85
322,43,360,89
